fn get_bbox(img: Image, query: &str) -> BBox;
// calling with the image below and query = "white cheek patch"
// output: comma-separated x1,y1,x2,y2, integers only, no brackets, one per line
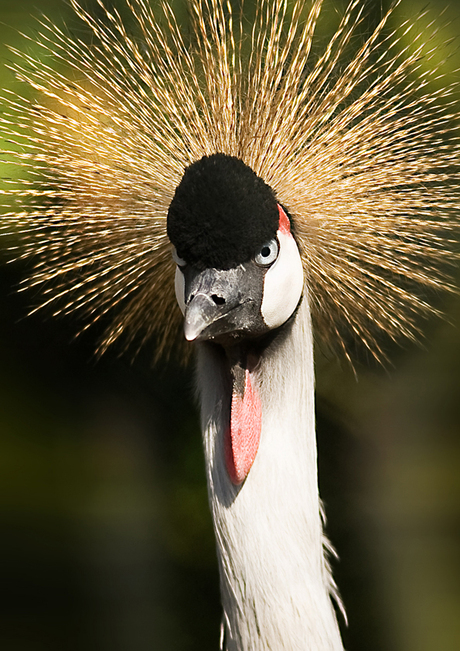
175,266,186,315
261,230,304,329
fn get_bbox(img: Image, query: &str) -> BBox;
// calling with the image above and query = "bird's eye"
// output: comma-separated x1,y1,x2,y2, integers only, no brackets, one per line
255,239,279,266
172,247,187,268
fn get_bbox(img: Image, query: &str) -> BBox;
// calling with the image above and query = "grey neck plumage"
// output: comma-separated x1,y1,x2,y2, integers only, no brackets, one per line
196,295,344,651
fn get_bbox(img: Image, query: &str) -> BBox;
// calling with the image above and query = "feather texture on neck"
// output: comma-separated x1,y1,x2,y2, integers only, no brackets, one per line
196,294,344,651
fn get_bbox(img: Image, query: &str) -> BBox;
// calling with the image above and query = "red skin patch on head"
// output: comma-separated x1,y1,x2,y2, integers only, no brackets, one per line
225,370,262,485
277,204,291,234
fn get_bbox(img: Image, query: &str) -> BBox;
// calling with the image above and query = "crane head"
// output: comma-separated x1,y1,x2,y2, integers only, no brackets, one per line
167,154,304,347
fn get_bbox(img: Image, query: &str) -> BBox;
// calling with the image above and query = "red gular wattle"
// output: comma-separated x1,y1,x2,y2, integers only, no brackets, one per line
225,368,262,485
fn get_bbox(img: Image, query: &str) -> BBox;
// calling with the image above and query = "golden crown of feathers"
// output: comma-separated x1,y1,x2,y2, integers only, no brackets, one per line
1,0,459,362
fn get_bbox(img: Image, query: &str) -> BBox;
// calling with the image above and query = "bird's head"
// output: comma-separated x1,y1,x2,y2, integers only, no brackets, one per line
167,153,304,348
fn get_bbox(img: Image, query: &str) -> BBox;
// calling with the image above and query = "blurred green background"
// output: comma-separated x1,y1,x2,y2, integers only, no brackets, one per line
0,1,459,650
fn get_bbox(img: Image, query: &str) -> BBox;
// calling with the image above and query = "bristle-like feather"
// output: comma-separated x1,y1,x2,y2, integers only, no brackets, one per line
0,0,459,361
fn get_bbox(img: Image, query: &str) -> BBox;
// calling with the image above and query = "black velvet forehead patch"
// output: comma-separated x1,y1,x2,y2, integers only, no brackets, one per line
167,153,279,270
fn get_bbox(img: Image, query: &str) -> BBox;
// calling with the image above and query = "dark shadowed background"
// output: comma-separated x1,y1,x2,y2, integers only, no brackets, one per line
0,1,459,650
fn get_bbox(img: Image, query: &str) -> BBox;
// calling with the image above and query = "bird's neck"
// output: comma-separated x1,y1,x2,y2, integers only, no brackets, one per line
196,297,344,651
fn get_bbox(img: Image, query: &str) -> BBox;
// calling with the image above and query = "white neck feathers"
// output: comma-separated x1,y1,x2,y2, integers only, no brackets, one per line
196,295,344,651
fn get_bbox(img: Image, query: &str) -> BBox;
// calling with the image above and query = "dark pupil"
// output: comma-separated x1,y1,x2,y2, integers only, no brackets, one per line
261,246,271,257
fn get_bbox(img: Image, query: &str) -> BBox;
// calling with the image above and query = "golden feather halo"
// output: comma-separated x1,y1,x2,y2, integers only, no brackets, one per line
1,0,459,363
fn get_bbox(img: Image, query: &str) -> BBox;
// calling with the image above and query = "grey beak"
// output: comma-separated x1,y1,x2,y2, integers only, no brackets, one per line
184,293,222,341
182,265,265,343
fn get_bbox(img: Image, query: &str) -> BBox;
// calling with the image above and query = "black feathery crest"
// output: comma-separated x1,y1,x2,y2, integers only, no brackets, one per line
167,154,279,270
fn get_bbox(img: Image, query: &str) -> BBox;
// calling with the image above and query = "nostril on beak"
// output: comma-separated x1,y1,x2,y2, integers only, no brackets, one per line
211,294,225,305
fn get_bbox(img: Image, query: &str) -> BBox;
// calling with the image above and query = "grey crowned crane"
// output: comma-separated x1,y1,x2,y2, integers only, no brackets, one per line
1,0,459,649
167,153,337,648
